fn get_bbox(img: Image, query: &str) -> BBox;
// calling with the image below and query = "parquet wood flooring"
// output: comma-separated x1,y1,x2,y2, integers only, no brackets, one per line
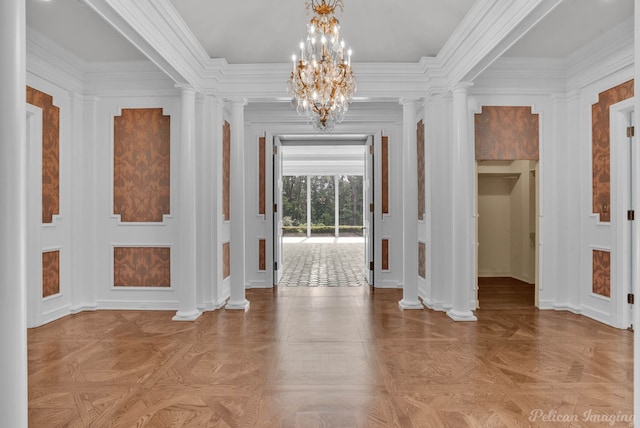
28,286,633,427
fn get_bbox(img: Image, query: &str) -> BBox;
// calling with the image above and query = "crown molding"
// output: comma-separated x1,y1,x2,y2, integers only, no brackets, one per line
566,17,633,91
26,27,85,93
83,0,203,88
437,0,563,90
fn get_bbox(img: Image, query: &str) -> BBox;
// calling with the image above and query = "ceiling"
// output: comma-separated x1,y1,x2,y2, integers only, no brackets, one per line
25,0,633,65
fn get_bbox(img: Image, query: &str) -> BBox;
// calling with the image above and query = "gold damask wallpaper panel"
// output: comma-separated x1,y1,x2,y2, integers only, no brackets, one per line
381,136,389,215
592,249,611,298
259,136,266,215
474,106,539,161
223,242,231,279
592,80,634,222
223,121,231,221
113,108,170,223
114,247,171,287
26,86,60,224
418,242,426,279
417,120,425,221
42,250,60,298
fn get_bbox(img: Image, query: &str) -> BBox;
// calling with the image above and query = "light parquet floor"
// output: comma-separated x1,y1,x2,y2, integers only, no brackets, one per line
28,286,633,427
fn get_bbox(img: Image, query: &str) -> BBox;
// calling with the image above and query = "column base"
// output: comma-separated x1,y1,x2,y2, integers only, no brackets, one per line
225,299,250,311
172,309,202,321
446,309,477,322
398,299,423,310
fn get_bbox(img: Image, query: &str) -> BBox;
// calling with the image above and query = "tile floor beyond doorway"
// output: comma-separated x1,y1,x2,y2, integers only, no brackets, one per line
280,237,368,287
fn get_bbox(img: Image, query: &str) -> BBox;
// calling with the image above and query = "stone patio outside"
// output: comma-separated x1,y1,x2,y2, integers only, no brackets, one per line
280,237,368,287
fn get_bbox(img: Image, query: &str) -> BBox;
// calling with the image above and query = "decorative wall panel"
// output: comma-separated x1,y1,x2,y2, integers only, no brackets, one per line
381,136,389,214
417,120,425,221
474,106,539,161
113,108,170,222
223,121,231,221
592,249,611,298
418,242,426,279
259,239,266,271
113,247,170,287
42,250,60,298
26,86,60,224
382,239,389,271
223,242,231,279
592,79,634,222
259,136,266,215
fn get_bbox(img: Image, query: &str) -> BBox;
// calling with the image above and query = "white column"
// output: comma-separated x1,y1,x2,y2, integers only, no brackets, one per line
0,0,28,425
226,99,250,310
399,98,423,309
334,175,339,237
447,82,477,321
307,175,311,238
173,85,202,321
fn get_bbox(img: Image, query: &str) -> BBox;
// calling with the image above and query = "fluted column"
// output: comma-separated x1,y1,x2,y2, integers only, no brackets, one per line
399,98,423,309
0,0,28,425
447,82,477,321
173,84,202,321
226,99,250,310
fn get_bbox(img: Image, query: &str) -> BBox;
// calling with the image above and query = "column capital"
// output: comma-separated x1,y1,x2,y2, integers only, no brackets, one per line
450,81,474,93
228,97,248,108
175,83,197,95
399,97,420,108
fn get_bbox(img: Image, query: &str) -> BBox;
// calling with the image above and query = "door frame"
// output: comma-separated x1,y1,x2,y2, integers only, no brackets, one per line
269,133,377,287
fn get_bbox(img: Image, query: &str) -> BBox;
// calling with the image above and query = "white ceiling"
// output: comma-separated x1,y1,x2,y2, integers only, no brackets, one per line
24,0,633,64
26,0,145,62
168,0,476,63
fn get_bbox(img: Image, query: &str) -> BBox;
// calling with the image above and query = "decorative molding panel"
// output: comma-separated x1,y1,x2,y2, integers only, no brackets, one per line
418,242,426,279
258,239,266,271
474,106,539,161
259,136,266,215
382,239,389,271
26,86,60,224
592,249,611,298
223,242,231,279
381,136,389,215
417,120,425,220
223,121,231,221
592,79,634,222
42,250,60,298
113,247,171,287
113,108,170,222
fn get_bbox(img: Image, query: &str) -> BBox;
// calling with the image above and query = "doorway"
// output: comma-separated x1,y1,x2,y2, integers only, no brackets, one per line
476,160,538,309
272,136,374,287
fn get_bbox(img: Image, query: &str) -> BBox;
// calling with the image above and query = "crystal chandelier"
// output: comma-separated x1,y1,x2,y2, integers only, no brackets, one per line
287,0,356,132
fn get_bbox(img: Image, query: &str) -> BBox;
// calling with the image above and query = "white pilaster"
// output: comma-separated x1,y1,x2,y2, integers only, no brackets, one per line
399,98,423,310
212,96,228,306
173,84,202,321
633,0,640,419
447,82,477,321
307,175,311,238
226,99,250,310
0,0,28,425
334,175,339,237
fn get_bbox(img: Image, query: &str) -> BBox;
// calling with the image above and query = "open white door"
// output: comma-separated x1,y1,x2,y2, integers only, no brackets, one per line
273,138,284,285
363,135,374,285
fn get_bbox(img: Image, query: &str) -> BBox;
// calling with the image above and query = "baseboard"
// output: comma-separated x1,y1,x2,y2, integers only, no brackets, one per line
70,304,98,314
95,300,179,311
375,280,402,289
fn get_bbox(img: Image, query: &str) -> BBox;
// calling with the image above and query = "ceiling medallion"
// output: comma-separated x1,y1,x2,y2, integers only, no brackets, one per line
287,0,357,132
